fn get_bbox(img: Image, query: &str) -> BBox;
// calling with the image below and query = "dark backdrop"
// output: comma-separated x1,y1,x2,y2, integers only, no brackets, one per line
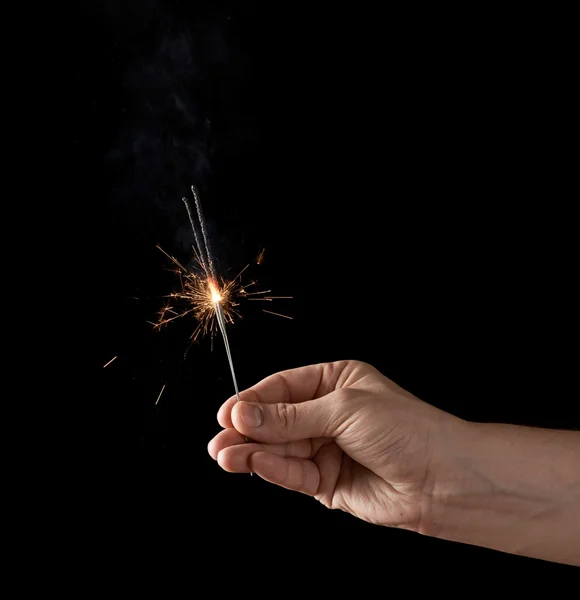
63,0,577,583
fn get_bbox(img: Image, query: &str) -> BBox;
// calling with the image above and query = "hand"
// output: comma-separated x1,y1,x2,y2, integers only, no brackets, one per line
208,360,460,532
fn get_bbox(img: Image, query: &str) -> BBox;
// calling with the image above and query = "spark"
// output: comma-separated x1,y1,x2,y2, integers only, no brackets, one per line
248,295,294,302
232,264,249,281
262,309,293,320
155,383,166,405
103,356,117,368
256,248,266,264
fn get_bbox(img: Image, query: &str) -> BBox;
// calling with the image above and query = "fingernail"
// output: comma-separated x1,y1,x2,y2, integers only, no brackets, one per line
239,401,263,427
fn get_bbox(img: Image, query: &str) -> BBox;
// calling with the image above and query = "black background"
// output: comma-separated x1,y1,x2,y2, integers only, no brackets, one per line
61,0,578,583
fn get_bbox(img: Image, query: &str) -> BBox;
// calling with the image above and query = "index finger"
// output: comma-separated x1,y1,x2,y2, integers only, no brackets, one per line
217,360,352,429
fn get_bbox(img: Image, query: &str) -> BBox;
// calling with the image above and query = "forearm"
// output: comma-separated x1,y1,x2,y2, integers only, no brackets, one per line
426,420,580,565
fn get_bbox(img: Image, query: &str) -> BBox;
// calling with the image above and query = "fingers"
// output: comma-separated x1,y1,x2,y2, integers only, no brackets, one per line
208,430,342,499
213,441,320,496
251,453,320,496
208,427,330,464
207,428,246,460
217,361,353,428
211,362,363,500
249,443,345,500
209,431,321,494
217,397,239,429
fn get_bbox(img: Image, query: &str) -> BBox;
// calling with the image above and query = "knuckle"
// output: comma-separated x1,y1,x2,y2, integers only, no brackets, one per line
278,373,293,404
348,359,375,375
325,360,373,391
275,402,297,431
328,388,365,430
333,387,355,407
334,359,354,371
350,359,369,370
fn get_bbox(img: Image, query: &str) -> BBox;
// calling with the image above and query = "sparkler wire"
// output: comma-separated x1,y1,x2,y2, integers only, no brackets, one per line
215,302,240,401
191,185,217,281
182,196,209,274
187,186,253,473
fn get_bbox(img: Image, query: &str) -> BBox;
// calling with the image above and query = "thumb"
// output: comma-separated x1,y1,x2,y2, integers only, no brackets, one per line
231,396,338,443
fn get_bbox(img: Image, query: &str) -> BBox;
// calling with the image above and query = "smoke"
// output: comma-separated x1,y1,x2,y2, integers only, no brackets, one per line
105,4,249,251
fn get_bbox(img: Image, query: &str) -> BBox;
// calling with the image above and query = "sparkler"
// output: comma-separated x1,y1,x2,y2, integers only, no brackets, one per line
154,186,293,473
163,185,243,403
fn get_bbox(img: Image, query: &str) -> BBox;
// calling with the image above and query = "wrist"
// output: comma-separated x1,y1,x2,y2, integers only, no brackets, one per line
418,416,479,539
420,419,580,565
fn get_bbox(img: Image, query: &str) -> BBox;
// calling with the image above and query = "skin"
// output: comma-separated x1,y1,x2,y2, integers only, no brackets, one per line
208,360,580,566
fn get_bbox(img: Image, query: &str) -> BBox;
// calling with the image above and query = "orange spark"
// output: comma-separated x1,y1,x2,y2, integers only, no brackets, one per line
262,309,293,320
103,356,117,368
155,384,166,405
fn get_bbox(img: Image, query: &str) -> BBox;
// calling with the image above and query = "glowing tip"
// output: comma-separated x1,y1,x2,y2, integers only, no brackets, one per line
208,280,222,303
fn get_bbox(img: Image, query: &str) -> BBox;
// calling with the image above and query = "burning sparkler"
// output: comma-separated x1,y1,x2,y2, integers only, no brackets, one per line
153,244,248,352
154,186,292,347
155,186,244,404
154,184,291,402
153,186,293,476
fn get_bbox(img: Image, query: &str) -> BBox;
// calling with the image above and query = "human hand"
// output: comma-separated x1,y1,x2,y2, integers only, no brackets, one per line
208,360,461,532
